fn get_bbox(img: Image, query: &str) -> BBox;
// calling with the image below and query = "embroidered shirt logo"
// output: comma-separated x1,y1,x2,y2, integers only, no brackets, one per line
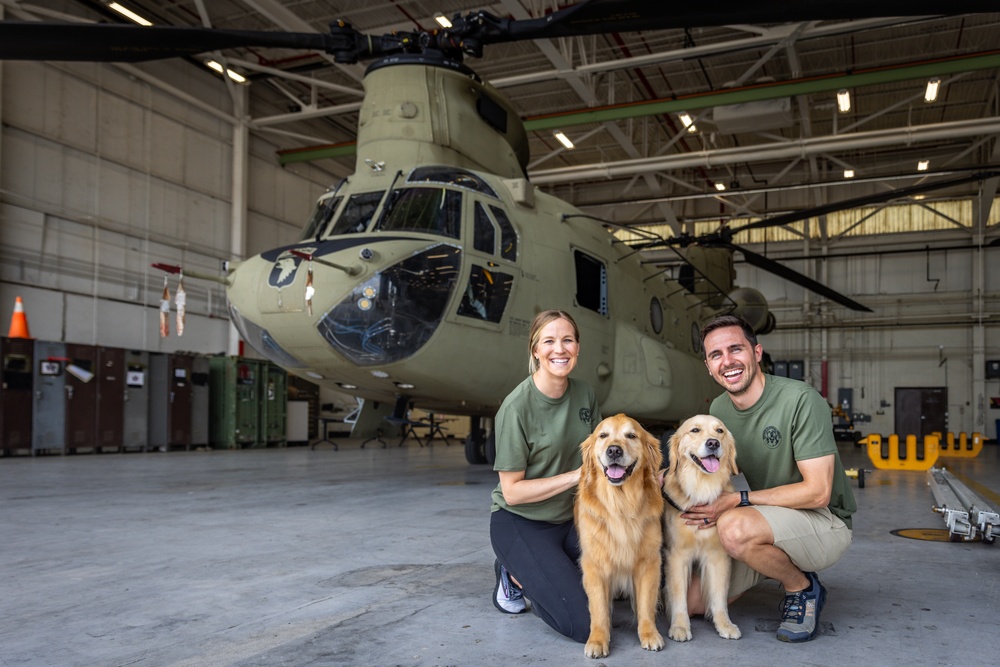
763,425,782,449
579,408,594,426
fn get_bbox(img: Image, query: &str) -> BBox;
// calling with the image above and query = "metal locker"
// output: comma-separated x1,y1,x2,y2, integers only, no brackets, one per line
123,350,149,451
1,337,34,455
64,343,99,453
190,355,210,447
96,346,125,452
148,353,193,451
263,364,287,446
32,340,66,454
209,356,262,448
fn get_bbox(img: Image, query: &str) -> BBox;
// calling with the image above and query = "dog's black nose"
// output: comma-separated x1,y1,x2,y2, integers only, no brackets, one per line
606,445,623,461
706,438,720,451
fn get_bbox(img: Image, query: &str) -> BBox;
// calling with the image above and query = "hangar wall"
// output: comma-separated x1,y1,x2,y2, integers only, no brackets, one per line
743,245,999,439
0,59,338,353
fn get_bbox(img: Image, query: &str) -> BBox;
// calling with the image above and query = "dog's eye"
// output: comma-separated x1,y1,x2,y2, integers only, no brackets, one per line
690,427,700,433
716,427,724,434
626,432,636,439
598,431,608,439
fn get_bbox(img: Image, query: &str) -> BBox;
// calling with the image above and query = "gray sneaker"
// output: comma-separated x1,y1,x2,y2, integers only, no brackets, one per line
776,572,827,642
493,560,526,614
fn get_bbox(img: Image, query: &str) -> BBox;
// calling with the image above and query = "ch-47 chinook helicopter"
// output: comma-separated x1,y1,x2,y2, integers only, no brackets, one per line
2,1,996,463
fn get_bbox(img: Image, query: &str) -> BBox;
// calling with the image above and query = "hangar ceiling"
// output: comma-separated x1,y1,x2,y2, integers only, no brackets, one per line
6,1,1000,243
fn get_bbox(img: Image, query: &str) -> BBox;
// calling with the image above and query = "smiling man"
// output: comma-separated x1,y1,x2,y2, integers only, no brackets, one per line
680,314,856,643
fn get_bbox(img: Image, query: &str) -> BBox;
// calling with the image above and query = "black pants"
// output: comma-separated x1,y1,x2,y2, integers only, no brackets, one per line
490,508,590,643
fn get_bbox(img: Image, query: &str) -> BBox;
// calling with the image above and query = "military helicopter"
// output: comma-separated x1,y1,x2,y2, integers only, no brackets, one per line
2,1,996,464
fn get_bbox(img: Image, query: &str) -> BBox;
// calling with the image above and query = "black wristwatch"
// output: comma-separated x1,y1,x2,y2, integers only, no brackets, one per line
737,490,752,507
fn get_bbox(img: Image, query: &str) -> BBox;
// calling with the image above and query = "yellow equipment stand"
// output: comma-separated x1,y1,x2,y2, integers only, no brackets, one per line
934,432,984,459
862,433,940,471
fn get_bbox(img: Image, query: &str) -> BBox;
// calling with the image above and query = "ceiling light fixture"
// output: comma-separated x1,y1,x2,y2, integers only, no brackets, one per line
206,60,247,83
836,89,851,113
917,160,930,171
714,182,726,192
554,131,575,150
844,169,855,179
678,112,697,133
108,2,153,26
434,13,453,29
924,78,941,103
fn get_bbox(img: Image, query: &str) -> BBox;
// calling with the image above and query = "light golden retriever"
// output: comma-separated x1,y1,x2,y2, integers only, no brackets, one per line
575,413,665,659
661,414,742,642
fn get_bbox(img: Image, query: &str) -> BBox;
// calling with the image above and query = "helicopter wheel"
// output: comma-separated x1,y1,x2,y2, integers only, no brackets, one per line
484,431,496,466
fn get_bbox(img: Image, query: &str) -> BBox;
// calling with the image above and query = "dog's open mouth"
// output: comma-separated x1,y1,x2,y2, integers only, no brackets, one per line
603,461,637,484
690,452,721,473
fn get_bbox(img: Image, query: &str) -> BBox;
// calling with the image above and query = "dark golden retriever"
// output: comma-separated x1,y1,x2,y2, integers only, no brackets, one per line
661,414,742,642
575,413,665,659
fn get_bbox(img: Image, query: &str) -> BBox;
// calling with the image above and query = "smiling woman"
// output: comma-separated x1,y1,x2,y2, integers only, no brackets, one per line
489,309,601,643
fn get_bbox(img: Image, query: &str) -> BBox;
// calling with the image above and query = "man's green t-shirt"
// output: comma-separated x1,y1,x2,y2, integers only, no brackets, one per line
490,376,600,523
710,374,857,529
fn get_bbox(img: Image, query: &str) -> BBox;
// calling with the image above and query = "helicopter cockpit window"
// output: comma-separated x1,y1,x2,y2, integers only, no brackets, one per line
300,196,342,241
325,191,385,237
473,202,496,254
574,250,608,316
407,166,499,199
458,265,513,323
375,187,462,239
317,244,462,366
489,206,518,261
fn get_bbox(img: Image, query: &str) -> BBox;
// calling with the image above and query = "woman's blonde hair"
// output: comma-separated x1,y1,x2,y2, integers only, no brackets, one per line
527,309,579,374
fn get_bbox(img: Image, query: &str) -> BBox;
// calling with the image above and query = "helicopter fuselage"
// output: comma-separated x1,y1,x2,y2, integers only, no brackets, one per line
225,60,723,423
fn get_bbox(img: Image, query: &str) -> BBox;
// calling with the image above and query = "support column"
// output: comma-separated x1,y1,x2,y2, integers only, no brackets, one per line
228,85,250,356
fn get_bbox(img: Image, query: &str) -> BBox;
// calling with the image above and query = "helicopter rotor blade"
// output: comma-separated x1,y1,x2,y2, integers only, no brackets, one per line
727,243,873,312
2,2,996,63
493,0,997,43
0,20,399,63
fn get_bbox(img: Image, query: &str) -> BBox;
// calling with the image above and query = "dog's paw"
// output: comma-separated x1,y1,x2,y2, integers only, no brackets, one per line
668,624,692,642
715,620,742,640
584,638,610,659
639,630,665,652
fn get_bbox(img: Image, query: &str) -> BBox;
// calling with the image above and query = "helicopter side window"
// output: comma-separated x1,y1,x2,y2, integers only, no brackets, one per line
574,250,608,316
489,205,518,261
326,191,385,236
457,264,514,323
376,187,462,239
300,196,342,241
408,166,499,199
473,202,496,254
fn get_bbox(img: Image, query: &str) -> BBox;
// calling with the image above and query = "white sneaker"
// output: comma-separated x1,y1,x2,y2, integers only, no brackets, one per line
493,560,526,614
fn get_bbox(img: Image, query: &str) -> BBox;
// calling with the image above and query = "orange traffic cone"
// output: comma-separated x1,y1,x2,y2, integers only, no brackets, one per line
8,296,31,339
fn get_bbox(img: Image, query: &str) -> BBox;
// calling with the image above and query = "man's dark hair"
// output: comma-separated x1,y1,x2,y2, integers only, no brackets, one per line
699,314,759,358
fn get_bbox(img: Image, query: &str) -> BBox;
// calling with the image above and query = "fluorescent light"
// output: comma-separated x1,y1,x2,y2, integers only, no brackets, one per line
108,2,153,26
917,160,929,171
206,60,247,83
837,89,851,113
554,131,575,150
434,13,453,28
714,182,726,192
844,169,855,179
924,78,941,103
678,112,697,133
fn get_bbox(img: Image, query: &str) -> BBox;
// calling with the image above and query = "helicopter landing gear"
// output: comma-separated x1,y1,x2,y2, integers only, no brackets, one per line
464,415,495,465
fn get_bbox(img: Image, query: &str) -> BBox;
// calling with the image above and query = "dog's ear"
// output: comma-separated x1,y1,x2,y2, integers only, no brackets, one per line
667,425,684,473
579,432,598,476
723,430,740,476
640,424,663,472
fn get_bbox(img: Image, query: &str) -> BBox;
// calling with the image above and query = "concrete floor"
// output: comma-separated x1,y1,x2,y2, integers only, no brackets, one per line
2,437,998,667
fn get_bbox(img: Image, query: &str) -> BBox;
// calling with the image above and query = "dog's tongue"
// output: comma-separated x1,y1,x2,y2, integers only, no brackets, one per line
606,464,627,480
701,456,721,473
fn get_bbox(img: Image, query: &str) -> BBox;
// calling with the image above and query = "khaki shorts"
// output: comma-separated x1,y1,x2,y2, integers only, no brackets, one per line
728,505,852,598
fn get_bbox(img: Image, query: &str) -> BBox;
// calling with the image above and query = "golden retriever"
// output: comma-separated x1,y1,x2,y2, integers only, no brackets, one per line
575,413,665,659
661,414,741,642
